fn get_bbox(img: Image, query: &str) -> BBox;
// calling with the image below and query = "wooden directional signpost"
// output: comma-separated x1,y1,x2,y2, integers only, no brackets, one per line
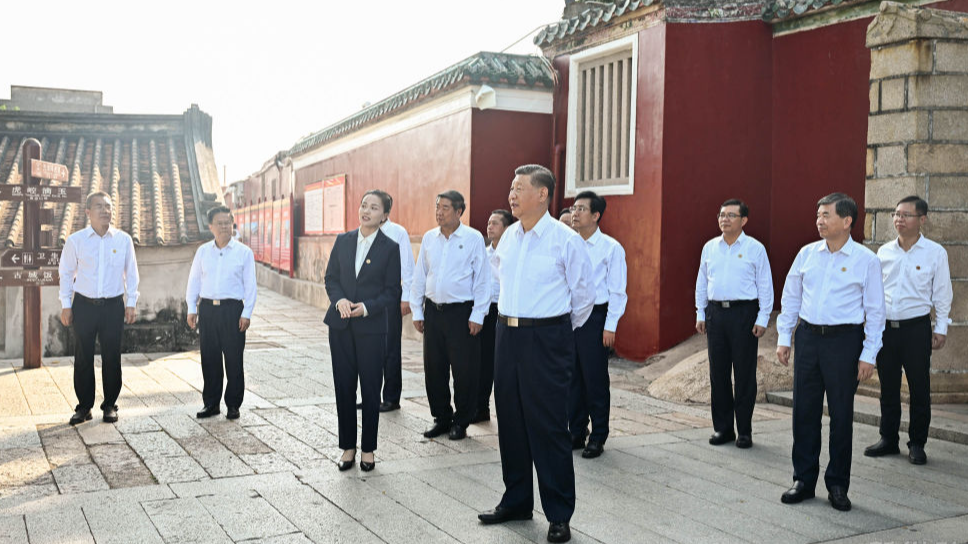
0,139,82,368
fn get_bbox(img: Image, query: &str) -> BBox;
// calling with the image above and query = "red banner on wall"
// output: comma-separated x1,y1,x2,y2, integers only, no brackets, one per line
280,197,293,275
261,201,272,264
271,199,282,269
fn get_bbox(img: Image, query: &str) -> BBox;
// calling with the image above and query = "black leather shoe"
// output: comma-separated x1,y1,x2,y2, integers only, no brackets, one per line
360,452,375,472
226,407,240,420
69,409,92,426
735,435,752,449
337,459,355,471
709,431,736,445
864,438,900,457
781,481,815,504
448,424,467,440
828,486,851,511
470,408,490,423
908,443,927,465
102,407,118,423
423,419,451,439
379,401,400,412
582,441,604,459
477,506,533,525
571,435,586,450
196,405,220,419
547,522,571,543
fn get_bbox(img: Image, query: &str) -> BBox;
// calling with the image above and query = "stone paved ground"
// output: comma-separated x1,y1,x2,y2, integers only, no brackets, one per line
1,289,967,543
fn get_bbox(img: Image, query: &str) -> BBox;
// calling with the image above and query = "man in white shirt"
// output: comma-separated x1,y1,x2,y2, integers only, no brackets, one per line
568,191,627,459
59,191,140,425
776,193,885,512
186,206,258,421
377,194,415,412
477,165,594,544
695,199,774,449
865,196,952,465
473,209,514,423
411,190,490,440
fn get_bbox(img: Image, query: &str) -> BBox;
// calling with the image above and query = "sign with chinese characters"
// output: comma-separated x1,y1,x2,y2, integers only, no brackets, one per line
0,249,60,268
323,175,346,234
0,184,83,202
30,159,69,182
0,268,59,287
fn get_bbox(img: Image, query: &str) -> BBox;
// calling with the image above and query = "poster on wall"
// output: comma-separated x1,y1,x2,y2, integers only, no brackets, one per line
249,205,261,258
262,201,272,264
323,175,346,234
303,181,324,235
237,207,247,245
280,198,292,274
272,199,283,269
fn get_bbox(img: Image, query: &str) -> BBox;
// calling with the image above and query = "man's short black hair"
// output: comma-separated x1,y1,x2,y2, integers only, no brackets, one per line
362,190,392,215
491,209,514,227
721,198,749,218
897,195,928,216
515,164,555,199
207,205,232,224
817,192,858,228
575,190,606,222
436,190,466,215
558,207,573,219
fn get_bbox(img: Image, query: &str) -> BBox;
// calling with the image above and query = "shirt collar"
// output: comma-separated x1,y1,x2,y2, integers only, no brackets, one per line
435,223,466,239
359,229,378,244
818,237,855,255
381,219,395,232
586,227,603,245
530,211,554,238
85,225,118,238
718,231,746,247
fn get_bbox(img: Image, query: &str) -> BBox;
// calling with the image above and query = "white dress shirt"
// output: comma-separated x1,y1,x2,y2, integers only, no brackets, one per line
410,223,490,324
355,230,377,277
487,244,500,304
59,226,140,308
186,238,257,319
878,234,953,335
584,228,628,332
495,211,595,330
777,238,886,365
381,219,415,302
695,232,775,328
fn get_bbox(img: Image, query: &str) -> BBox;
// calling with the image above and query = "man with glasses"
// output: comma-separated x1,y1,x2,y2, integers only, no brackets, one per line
695,199,773,449
865,196,952,465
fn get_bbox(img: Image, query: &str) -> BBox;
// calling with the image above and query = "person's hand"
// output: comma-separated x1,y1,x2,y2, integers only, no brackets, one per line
239,317,250,332
401,302,411,317
413,320,424,333
469,322,482,336
777,346,791,366
752,325,766,338
60,308,73,327
336,299,352,319
932,333,946,350
603,331,616,348
696,321,706,335
187,313,197,330
349,302,365,318
857,361,875,381
124,307,137,325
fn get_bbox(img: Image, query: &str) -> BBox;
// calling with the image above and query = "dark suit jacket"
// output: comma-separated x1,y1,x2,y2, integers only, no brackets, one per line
323,229,402,334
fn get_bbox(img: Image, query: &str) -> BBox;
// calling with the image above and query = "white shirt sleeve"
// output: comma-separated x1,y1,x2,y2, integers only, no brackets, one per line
469,237,490,325
755,245,774,329
399,232,415,303
695,243,709,322
567,236,596,330
185,247,203,315
410,238,428,321
604,243,627,332
58,237,78,309
124,235,140,308
932,247,953,336
776,248,806,348
860,255,886,365
241,247,257,319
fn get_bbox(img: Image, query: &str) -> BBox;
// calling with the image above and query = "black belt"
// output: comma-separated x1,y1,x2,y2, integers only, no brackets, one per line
593,303,609,312
200,298,242,307
498,313,569,328
799,319,863,336
709,299,757,309
426,299,473,312
74,293,123,306
887,314,930,329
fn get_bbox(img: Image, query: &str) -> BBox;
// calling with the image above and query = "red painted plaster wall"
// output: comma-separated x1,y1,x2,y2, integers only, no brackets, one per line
469,109,553,234
661,21,773,352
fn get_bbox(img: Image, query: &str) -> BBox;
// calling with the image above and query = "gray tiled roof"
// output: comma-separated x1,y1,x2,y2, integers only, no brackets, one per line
534,0,659,47
760,0,854,21
290,52,554,156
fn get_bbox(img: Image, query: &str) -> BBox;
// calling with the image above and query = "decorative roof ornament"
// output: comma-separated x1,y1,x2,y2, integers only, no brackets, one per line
761,0,849,22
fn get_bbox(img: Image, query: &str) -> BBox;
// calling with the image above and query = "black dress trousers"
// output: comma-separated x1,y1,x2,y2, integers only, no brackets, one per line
423,301,480,427
705,301,760,436
494,318,576,524
330,326,385,452
876,315,932,447
72,295,125,412
569,304,610,443
477,302,499,413
198,299,246,410
382,302,404,404
791,324,863,492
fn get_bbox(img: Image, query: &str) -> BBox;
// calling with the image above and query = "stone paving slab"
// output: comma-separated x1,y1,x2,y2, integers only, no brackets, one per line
142,497,234,544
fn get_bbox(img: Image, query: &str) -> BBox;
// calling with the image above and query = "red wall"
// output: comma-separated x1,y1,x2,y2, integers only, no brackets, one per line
469,109,553,233
293,110,472,237
661,21,773,352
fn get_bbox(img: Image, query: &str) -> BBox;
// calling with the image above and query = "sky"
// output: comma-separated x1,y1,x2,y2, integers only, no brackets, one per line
0,0,565,186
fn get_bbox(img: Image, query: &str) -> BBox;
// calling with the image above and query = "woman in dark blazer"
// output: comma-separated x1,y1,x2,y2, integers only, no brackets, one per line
324,190,401,471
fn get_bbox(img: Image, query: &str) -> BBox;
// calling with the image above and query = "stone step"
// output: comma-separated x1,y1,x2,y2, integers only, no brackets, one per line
766,390,968,445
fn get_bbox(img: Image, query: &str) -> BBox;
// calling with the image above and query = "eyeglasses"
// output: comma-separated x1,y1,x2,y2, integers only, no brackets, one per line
889,212,923,220
572,205,589,213
717,213,742,220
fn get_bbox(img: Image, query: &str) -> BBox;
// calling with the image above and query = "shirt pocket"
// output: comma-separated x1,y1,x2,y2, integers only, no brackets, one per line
526,255,559,283
109,248,126,269
913,262,933,292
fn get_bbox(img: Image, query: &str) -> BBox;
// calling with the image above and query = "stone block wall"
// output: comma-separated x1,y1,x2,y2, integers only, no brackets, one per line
866,2,968,401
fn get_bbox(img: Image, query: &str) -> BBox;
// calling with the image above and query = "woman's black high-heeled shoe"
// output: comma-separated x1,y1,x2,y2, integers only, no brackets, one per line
360,452,375,472
338,450,356,471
